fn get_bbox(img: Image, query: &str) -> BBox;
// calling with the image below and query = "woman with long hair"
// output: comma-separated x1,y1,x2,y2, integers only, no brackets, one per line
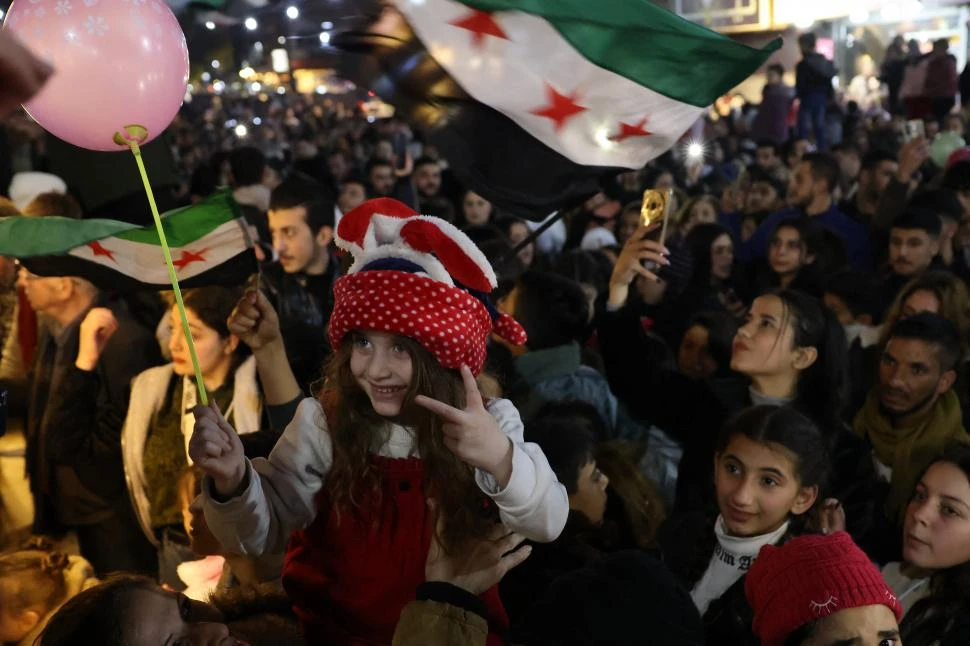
187,200,567,644
882,445,970,645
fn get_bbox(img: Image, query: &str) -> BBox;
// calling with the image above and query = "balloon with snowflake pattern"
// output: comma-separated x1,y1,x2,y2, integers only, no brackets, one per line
1,0,189,150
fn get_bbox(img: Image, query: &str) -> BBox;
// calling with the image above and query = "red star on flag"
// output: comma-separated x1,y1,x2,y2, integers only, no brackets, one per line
529,84,588,132
609,118,653,142
449,9,509,48
87,241,116,262
173,248,209,270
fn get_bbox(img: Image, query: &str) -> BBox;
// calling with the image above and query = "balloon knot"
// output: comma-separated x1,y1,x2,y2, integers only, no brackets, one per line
113,124,149,147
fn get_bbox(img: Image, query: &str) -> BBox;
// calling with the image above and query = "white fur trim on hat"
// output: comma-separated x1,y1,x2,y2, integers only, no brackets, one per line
8,172,68,212
341,206,497,292
581,226,618,251
348,243,454,286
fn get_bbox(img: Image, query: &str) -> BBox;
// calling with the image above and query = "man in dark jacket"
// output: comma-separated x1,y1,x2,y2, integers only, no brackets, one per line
262,176,338,392
14,268,161,575
796,33,835,151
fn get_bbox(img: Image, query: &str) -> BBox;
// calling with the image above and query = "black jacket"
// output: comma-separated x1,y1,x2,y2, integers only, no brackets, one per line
261,260,337,392
796,53,836,98
499,512,605,625
24,296,162,532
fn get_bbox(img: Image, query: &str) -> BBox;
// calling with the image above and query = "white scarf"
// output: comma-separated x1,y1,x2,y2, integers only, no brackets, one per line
691,516,790,615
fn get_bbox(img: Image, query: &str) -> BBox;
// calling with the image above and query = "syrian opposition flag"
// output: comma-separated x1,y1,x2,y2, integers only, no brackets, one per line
0,192,257,291
336,0,780,220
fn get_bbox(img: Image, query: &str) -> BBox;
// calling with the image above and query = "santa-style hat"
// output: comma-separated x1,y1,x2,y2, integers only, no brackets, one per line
745,532,903,646
328,198,526,375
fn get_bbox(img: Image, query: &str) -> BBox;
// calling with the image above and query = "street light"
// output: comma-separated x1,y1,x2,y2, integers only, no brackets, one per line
285,6,299,20
211,60,221,69
244,17,257,31
205,21,215,30
319,31,330,45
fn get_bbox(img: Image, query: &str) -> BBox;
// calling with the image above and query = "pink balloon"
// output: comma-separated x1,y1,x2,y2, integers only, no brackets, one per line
2,0,189,151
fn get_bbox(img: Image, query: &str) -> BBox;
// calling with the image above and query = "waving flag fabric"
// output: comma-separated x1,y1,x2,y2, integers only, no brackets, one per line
0,192,256,290
336,0,780,219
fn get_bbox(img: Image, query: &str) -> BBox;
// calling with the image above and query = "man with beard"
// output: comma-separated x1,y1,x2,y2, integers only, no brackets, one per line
261,176,337,391
742,152,871,270
883,210,944,309
853,313,970,524
840,151,898,224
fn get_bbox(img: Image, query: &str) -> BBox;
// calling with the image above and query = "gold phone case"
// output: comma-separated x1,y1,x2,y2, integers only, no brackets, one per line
640,188,672,227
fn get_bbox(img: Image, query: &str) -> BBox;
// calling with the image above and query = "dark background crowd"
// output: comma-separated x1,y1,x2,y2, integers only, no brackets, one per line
3,21,970,646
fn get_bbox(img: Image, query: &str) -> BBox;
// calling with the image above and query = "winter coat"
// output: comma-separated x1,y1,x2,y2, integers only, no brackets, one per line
261,260,338,391
121,356,262,547
796,53,835,99
392,584,489,646
750,83,794,145
23,295,162,534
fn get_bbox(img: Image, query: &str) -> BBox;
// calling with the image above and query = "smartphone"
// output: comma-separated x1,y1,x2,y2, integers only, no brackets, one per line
904,119,925,143
640,188,671,228
640,188,673,272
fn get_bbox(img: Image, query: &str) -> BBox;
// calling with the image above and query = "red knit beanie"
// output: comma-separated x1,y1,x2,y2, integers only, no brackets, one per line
329,198,526,375
745,532,903,646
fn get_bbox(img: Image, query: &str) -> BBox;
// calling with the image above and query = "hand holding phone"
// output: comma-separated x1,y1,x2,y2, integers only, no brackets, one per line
607,223,670,309
903,119,925,143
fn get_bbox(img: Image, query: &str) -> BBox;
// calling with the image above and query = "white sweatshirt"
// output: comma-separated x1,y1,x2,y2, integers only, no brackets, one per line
202,397,569,557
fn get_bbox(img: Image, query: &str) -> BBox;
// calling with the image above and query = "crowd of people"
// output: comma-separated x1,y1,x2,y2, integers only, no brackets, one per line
4,23,970,646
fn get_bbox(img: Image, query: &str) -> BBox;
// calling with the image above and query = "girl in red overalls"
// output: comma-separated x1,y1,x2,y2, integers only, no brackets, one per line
190,197,569,645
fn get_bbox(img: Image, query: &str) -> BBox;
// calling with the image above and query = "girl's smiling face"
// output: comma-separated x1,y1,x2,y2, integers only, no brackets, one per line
714,434,818,537
350,330,414,417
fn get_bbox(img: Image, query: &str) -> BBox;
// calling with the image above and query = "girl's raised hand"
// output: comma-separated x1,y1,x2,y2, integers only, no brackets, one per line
415,365,513,487
189,402,246,499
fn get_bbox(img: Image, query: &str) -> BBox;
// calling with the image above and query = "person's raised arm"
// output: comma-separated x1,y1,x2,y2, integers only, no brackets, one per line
873,137,929,231
606,223,669,311
0,31,53,119
228,289,301,406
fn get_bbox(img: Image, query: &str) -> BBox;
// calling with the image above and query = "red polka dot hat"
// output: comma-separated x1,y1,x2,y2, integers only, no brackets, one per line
329,197,527,375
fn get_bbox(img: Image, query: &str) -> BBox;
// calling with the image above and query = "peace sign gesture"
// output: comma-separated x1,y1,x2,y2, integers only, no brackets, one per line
415,365,514,487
